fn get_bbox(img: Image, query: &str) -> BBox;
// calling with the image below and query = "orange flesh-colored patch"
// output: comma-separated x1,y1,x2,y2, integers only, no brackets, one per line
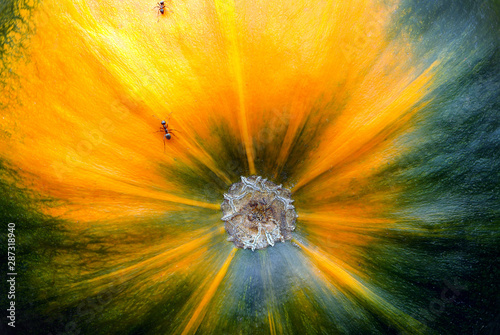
0,0,438,224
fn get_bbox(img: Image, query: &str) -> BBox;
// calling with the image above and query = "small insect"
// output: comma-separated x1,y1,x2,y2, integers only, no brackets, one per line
153,1,167,16
153,113,178,151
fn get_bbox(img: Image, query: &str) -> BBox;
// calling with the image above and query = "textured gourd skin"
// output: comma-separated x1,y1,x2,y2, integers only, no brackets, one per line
0,0,499,334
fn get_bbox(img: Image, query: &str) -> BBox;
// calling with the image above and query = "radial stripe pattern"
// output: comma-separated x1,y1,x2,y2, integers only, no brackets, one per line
0,0,498,334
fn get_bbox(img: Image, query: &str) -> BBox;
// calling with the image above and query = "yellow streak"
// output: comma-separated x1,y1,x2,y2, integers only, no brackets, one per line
295,240,425,334
300,212,390,225
213,0,255,174
294,61,438,191
273,0,339,178
273,96,308,179
260,251,280,335
74,228,223,290
268,311,276,335
181,247,237,335
116,188,220,210
50,181,220,214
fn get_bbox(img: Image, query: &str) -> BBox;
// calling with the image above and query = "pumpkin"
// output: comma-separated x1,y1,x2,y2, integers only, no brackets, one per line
0,0,498,334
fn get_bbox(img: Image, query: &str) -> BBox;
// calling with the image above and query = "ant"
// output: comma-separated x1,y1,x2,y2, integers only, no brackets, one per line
154,1,171,19
153,113,178,151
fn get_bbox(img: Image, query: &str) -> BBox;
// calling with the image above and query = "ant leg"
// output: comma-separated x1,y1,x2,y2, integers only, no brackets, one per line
168,129,180,137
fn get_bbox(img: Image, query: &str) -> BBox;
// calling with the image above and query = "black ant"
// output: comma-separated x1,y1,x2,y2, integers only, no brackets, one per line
153,113,178,151
154,1,170,19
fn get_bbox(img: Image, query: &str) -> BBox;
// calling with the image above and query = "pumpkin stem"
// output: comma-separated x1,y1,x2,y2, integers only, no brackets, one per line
221,176,297,251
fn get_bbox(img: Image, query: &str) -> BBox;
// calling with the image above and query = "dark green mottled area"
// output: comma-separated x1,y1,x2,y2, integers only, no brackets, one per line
208,120,249,180
392,0,500,69
203,102,339,188
159,157,228,203
272,102,339,186
362,35,500,335
0,160,66,334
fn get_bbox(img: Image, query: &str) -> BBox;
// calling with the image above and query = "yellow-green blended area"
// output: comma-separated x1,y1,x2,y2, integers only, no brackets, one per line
181,247,237,335
213,0,256,175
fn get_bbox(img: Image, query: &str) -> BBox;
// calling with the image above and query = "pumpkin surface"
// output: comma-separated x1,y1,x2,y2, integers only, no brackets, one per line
0,0,499,334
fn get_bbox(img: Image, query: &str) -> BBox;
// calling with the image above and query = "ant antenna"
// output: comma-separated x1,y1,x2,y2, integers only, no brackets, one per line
152,113,173,121
165,112,173,127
